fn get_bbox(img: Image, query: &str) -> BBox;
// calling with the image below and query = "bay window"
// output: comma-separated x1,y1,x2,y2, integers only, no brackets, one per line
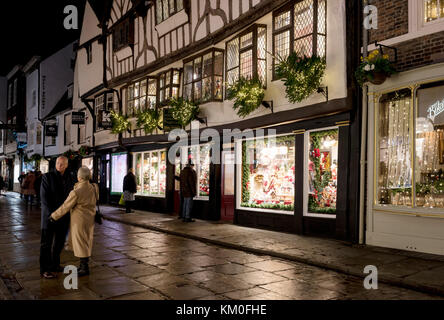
127,78,157,116
226,25,267,88
134,149,167,197
240,136,295,212
183,49,224,103
158,69,181,105
273,0,327,77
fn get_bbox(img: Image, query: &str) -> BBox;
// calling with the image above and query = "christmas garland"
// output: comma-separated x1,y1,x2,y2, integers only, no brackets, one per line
241,202,294,212
275,52,326,103
78,146,91,157
309,130,337,214
136,109,161,134
110,110,131,134
241,141,250,203
63,149,78,161
169,97,200,128
227,77,265,118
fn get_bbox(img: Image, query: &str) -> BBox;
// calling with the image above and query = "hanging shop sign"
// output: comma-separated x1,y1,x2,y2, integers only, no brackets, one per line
99,110,113,129
45,124,58,137
163,108,180,131
72,112,86,125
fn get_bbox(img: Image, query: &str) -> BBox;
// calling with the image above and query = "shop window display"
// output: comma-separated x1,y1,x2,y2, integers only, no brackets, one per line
308,129,338,214
134,150,167,197
415,84,444,208
377,89,413,206
241,136,295,212
188,144,211,198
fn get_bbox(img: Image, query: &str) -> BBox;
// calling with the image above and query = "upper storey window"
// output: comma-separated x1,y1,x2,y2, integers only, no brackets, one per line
226,25,267,88
113,18,134,51
424,0,444,22
156,0,184,24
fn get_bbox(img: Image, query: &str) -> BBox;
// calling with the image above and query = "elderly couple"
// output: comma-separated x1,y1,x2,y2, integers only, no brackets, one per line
40,156,98,279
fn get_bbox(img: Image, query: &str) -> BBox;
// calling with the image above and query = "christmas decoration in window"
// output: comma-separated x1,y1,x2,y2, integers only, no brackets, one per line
134,149,167,197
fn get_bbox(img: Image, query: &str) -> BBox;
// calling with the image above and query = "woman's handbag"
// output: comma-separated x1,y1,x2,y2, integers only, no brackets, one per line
94,185,103,225
119,193,125,206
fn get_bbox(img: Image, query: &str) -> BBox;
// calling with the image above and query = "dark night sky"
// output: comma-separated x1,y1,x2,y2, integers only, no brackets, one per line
0,0,86,76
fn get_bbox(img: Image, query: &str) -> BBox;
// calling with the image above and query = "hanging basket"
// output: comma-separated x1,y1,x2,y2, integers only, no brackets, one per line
368,72,388,85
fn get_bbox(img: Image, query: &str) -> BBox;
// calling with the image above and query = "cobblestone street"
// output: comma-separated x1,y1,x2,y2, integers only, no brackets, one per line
0,193,443,300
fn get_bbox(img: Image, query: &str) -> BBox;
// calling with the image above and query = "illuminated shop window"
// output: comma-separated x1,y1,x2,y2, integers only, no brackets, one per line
424,0,444,22
307,129,338,215
415,83,444,208
241,136,295,212
376,89,413,206
183,49,224,103
133,149,167,197
273,0,326,77
226,25,267,89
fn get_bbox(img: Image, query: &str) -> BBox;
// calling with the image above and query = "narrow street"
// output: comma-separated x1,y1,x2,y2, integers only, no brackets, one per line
0,193,442,300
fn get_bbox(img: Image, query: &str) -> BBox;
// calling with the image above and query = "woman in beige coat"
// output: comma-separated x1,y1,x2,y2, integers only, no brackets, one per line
50,167,98,276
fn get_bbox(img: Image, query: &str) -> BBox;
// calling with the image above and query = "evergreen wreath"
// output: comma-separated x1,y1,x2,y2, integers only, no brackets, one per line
110,110,131,134
78,146,90,157
169,97,200,128
136,109,161,134
63,149,78,161
275,52,326,103
227,77,265,118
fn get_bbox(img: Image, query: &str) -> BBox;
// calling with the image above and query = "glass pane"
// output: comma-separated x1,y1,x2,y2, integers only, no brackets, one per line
177,0,183,11
318,0,326,34
134,98,140,114
203,53,213,78
127,100,134,116
143,153,150,195
194,57,202,80
214,51,224,75
275,31,290,60
294,0,314,39
227,68,239,86
194,81,202,101
257,27,267,60
163,0,169,20
165,71,171,85
150,151,159,195
258,59,266,85
169,0,175,15
240,50,253,79
134,82,140,98
294,35,313,57
240,32,253,49
224,153,235,196
308,129,339,214
184,84,192,100
159,89,165,102
202,77,212,102
135,153,142,194
147,96,156,109
128,85,134,100
172,87,179,99
214,76,223,100
148,79,157,95
140,96,147,112
173,70,180,84
160,151,167,196
227,38,239,69
184,62,193,84
415,85,444,208
424,0,439,22
140,80,147,96
274,10,291,29
156,0,163,22
317,35,326,58
159,75,165,88
199,145,211,197
241,136,295,211
377,90,412,206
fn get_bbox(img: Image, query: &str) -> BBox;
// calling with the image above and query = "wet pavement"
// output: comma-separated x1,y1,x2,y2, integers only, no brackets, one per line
0,193,443,300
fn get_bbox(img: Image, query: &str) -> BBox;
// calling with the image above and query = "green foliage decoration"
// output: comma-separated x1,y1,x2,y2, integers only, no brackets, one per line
227,77,265,118
169,97,200,128
110,110,131,134
136,109,161,134
355,50,397,86
275,52,326,103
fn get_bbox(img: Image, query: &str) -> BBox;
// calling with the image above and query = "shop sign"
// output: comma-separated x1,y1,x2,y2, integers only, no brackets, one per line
163,108,180,131
72,112,85,125
45,124,58,137
99,110,113,129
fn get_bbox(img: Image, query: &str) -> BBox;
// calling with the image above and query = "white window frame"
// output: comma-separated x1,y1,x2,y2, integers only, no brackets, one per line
303,126,339,219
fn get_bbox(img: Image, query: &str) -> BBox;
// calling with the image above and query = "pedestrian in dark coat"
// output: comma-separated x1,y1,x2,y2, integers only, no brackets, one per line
34,171,42,207
179,161,197,222
39,156,77,279
18,172,26,198
123,168,137,213
0,176,5,196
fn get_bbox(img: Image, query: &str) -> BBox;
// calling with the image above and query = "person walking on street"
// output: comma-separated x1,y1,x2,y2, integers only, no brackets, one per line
39,156,77,279
22,171,36,207
50,167,98,277
18,172,26,198
123,168,137,213
34,171,43,208
0,176,5,196
179,161,197,223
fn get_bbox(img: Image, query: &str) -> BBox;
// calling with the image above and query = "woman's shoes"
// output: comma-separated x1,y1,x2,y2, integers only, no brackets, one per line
78,258,90,277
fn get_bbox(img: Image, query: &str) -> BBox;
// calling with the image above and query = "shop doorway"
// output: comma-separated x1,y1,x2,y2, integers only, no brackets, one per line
221,151,235,221
174,154,181,215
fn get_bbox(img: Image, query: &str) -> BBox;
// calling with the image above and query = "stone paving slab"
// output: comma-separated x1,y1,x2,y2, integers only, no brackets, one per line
100,205,444,296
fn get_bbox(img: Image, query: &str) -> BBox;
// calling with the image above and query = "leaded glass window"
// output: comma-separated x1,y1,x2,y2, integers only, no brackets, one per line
225,24,267,90
126,78,157,117
158,69,181,105
156,0,184,24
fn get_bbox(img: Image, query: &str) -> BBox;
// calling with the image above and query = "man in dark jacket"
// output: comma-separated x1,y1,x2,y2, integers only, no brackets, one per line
179,161,197,222
39,156,77,279
123,168,137,213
